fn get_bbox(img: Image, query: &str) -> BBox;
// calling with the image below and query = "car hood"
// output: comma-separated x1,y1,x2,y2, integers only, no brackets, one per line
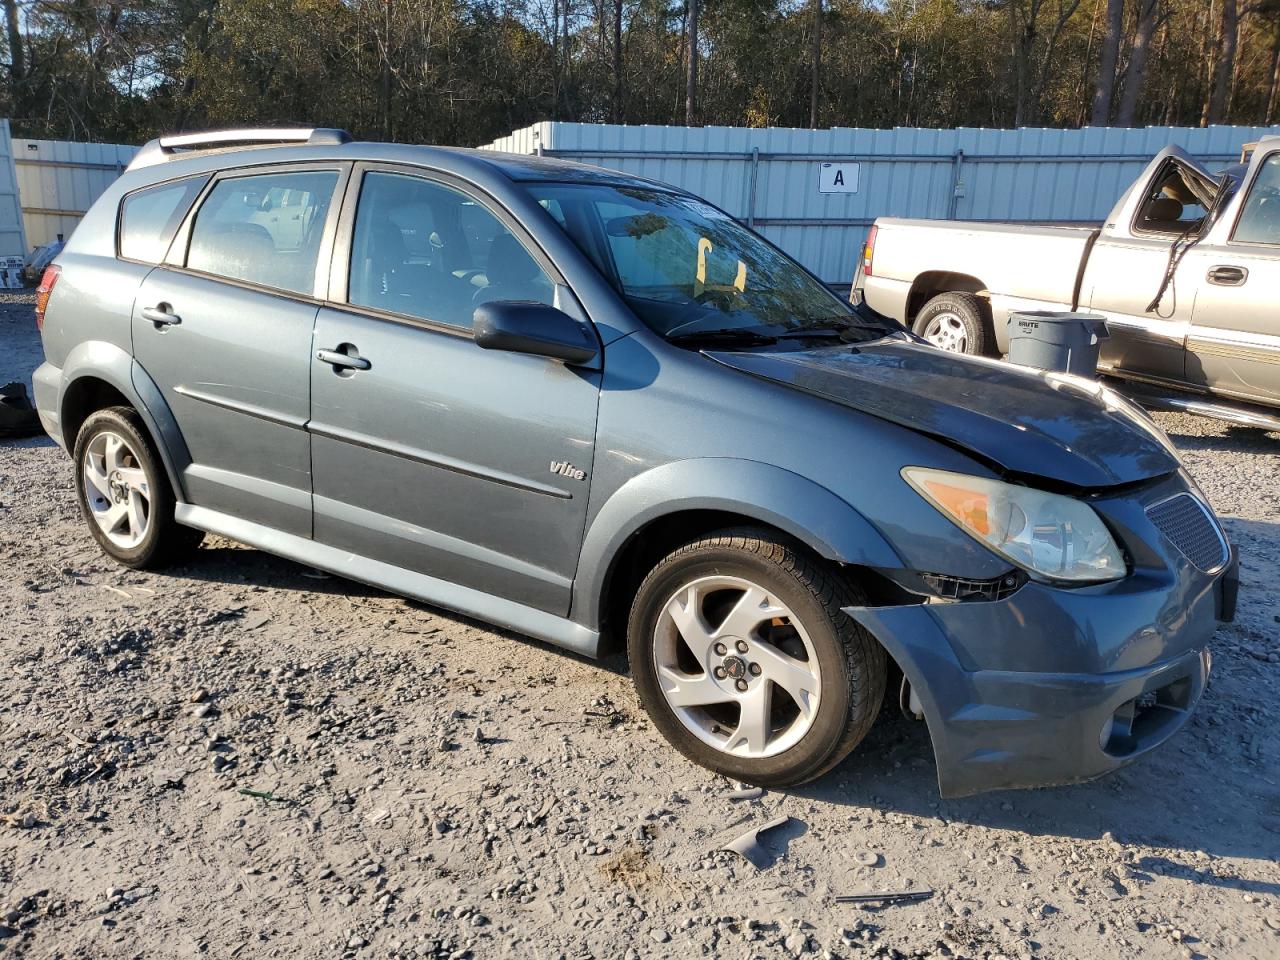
706,338,1180,488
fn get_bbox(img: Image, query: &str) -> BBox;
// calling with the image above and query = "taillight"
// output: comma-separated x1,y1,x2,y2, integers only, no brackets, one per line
34,264,59,330
861,225,877,277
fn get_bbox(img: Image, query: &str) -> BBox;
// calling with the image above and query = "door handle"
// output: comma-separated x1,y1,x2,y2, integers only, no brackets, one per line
316,347,371,371
1207,265,1248,286
141,304,181,326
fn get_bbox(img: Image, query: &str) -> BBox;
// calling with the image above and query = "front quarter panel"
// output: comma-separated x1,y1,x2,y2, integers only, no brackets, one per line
573,332,1020,627
572,457,902,625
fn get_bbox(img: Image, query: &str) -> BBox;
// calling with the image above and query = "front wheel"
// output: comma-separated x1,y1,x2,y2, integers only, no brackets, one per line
912,291,994,356
627,529,886,787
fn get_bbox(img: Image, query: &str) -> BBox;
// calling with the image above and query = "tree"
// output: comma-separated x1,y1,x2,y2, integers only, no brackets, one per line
809,0,821,128
1116,0,1162,126
4,0,1280,147
3,0,24,116
612,0,623,120
685,0,698,125
1267,13,1280,121
1089,0,1123,124
1205,0,1240,123
1005,0,1083,126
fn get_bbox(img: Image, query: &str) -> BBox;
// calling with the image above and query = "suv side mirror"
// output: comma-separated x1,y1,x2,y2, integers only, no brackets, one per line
473,301,598,365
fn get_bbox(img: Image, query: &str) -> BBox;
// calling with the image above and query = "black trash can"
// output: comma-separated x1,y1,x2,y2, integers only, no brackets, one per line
1006,311,1109,378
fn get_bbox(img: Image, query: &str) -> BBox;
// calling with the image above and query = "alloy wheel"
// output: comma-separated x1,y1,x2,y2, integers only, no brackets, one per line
651,574,822,759
922,312,968,352
82,430,151,550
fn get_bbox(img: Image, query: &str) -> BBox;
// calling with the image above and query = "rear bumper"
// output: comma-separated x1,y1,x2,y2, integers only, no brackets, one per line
844,550,1235,797
858,275,910,325
32,360,64,449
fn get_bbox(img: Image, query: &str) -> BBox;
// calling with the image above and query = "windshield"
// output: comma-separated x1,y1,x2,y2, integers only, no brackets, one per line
523,182,889,342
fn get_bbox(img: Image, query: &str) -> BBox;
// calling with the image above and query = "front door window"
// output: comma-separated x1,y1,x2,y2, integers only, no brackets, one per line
347,172,554,329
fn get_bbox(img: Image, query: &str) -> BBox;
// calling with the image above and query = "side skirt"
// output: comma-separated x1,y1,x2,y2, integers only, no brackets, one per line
174,503,602,658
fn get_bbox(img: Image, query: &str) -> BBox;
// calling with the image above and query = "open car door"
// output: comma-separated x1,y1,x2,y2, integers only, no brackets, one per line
1083,146,1222,386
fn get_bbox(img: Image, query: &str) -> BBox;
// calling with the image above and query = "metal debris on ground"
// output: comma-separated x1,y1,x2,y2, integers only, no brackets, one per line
718,815,795,870
237,788,287,803
834,889,934,907
727,784,764,801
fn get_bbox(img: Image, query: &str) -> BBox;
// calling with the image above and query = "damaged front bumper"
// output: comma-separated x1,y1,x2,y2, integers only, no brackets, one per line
844,547,1237,798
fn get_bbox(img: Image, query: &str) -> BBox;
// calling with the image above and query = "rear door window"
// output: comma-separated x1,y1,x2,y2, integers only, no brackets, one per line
185,169,339,295
119,177,208,264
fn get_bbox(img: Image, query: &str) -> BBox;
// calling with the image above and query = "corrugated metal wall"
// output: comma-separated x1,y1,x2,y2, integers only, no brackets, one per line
483,122,1280,284
13,138,137,249
0,121,27,258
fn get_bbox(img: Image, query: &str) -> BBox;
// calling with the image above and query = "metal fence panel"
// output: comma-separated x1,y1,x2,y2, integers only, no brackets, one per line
482,122,1280,284
0,121,27,258
13,138,137,249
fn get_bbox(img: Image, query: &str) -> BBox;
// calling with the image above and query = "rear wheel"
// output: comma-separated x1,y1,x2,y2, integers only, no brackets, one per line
73,406,203,569
913,292,994,356
628,529,886,787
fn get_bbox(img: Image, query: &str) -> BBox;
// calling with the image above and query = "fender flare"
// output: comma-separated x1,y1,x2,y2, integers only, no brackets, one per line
58,341,191,501
571,457,902,627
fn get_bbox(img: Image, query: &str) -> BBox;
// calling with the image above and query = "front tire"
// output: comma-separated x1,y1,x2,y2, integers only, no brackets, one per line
627,529,886,787
913,291,994,356
73,406,203,569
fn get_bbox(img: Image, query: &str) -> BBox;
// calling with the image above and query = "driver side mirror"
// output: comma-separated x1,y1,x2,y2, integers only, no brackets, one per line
473,301,598,365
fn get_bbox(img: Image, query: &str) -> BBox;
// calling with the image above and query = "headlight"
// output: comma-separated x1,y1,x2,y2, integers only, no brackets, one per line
902,467,1126,583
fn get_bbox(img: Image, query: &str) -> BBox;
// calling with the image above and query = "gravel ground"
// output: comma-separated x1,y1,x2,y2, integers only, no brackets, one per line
1,294,1278,960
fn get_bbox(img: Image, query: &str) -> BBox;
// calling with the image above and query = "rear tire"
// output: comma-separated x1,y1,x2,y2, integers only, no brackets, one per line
913,292,994,356
73,406,203,570
627,528,886,787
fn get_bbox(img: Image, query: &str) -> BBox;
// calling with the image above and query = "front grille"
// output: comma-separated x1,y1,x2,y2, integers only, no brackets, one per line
1146,494,1228,571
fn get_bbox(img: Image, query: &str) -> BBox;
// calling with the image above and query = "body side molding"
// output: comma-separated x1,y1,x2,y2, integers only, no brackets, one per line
174,503,601,657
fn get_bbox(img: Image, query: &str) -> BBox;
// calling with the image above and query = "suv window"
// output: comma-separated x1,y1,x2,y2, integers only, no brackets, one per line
186,170,338,294
349,172,554,330
1233,153,1280,245
119,177,207,264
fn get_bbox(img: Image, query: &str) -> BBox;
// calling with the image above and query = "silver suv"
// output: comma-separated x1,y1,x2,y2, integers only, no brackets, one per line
33,128,1236,796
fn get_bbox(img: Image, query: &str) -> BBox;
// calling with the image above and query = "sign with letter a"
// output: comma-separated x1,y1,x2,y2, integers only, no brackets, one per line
818,162,859,194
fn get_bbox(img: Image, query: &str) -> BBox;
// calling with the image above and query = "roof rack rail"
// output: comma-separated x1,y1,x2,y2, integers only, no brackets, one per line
127,127,353,171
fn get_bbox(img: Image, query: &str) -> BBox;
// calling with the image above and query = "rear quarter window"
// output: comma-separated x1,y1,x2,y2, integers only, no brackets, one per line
118,177,208,264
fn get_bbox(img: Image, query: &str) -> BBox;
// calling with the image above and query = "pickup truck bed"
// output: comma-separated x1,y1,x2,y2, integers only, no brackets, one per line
863,219,1098,355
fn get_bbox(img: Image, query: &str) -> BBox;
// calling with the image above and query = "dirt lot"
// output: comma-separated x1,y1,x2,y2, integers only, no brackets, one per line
1,294,1278,960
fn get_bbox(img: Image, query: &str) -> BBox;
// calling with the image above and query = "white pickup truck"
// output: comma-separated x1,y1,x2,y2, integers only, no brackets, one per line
855,141,1280,425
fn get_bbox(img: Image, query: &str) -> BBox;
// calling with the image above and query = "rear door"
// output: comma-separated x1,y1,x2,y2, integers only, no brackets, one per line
1083,147,1218,383
307,165,601,615
1182,148,1280,405
130,164,348,536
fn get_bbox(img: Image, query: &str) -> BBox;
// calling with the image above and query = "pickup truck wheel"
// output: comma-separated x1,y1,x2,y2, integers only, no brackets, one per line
913,292,992,356
628,529,886,787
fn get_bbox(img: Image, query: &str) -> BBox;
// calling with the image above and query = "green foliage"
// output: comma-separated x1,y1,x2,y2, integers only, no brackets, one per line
1,0,1277,144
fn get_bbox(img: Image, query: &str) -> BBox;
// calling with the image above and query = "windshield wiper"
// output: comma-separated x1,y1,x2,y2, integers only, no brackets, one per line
666,328,779,346
774,326,855,340
775,322,890,343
